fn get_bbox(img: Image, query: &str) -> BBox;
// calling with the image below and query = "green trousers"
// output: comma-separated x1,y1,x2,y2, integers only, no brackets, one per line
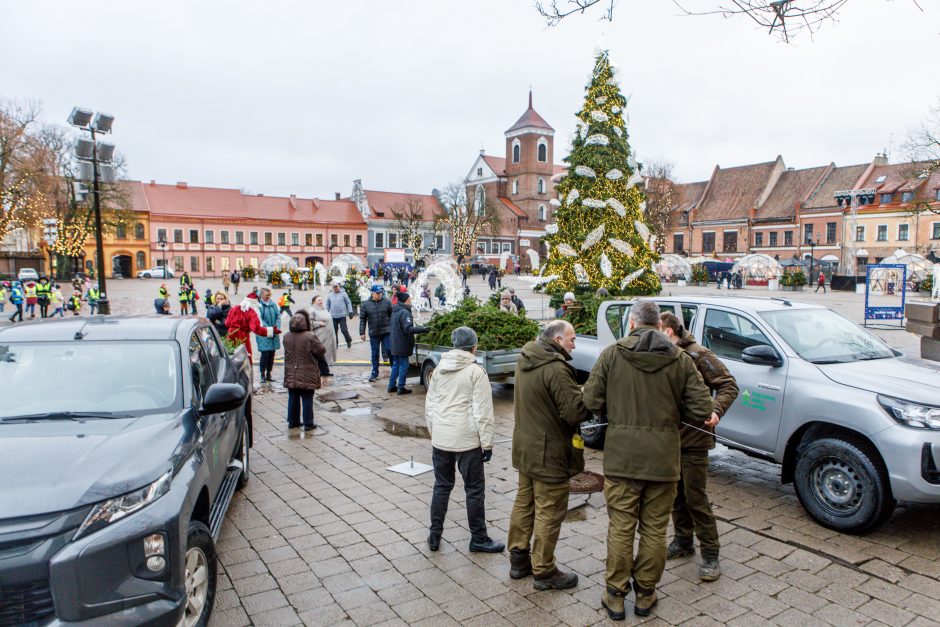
604,477,677,594
508,472,569,577
672,450,720,556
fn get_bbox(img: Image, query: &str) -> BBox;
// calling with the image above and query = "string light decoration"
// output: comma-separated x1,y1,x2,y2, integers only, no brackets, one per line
51,219,91,257
0,176,53,240
542,48,661,296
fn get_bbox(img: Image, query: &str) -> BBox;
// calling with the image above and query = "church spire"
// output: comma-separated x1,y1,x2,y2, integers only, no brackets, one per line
528,89,533,110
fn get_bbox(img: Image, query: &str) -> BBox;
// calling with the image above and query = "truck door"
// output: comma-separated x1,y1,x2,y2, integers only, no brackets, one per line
700,307,787,453
189,333,227,500
199,326,240,466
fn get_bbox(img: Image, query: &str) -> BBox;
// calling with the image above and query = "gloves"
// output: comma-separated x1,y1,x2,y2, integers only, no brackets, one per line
481,448,492,463
273,328,282,335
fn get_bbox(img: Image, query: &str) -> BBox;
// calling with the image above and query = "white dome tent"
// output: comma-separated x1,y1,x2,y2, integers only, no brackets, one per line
731,254,784,283
326,254,370,301
413,255,463,314
654,254,693,282
880,249,934,286
260,254,297,275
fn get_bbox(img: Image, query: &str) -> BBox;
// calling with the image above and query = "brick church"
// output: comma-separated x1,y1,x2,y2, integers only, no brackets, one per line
464,92,566,268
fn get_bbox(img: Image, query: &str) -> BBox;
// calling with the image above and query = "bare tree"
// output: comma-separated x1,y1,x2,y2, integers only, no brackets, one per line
0,99,56,241
392,196,440,264
434,183,500,264
899,98,940,216
643,159,678,254
538,1,924,43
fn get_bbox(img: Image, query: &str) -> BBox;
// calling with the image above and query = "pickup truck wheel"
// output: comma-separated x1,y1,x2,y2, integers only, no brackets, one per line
793,437,895,534
422,361,435,390
580,414,607,449
178,521,217,627
235,420,250,491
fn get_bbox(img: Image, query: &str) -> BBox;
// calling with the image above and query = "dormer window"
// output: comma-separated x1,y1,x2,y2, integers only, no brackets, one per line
902,191,915,203
512,139,521,163
880,193,893,204
875,175,887,184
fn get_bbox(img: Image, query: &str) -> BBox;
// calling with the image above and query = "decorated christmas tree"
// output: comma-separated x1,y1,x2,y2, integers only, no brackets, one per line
542,49,661,296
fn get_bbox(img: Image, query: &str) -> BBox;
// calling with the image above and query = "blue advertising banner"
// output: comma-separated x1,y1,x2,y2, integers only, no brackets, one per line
864,263,907,326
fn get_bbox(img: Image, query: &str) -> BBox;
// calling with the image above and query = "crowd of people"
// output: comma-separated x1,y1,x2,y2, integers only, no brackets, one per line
422,300,738,620
2,276,101,322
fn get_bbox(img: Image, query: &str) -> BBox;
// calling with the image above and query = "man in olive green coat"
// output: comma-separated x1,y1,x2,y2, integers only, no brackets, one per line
583,301,713,620
508,320,590,591
661,312,739,582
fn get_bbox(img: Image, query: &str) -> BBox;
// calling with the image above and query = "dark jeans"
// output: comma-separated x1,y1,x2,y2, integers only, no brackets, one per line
430,447,488,542
259,350,275,380
369,333,391,378
317,355,332,376
287,389,315,427
815,283,826,293
9,304,23,322
333,317,352,345
280,306,293,317
388,355,409,391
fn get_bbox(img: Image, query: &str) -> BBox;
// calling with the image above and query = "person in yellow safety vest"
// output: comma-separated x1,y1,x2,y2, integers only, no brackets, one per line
278,289,295,317
159,283,169,299
24,281,38,318
178,286,190,315
0,282,6,314
85,284,100,315
36,277,52,318
51,284,65,317
67,290,82,315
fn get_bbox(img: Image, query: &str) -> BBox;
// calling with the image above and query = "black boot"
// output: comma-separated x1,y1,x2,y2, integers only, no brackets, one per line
666,537,694,559
469,537,504,553
509,549,532,579
533,569,578,591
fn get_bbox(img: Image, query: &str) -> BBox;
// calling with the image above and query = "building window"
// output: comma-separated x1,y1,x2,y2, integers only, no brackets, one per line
189,229,199,244
723,231,737,253
512,140,520,163
220,231,229,244
512,179,518,195
388,233,397,248
173,229,183,243
702,232,715,253
236,231,244,245
249,257,258,268
784,231,793,246
248,232,257,245
136,251,145,269
898,223,910,241
769,232,778,247
477,167,483,176
754,232,763,247
235,257,244,269
305,233,312,246
173,256,184,271
537,141,547,162
116,223,127,239
826,222,836,244
931,223,940,239
855,226,865,241
316,233,323,246
375,232,385,248
477,241,488,254
436,234,444,250
330,234,338,246
502,242,512,253
673,233,684,252
537,178,546,194
206,257,214,272
344,234,351,246
190,256,199,272
356,234,362,247
291,233,299,246
205,230,214,244
858,257,869,270
538,205,546,221
475,185,486,215
803,223,813,244
902,191,915,203
134,223,145,239
880,193,893,204
157,228,167,243
221,257,230,272
936,189,940,202
877,225,888,241
264,232,272,246
277,232,285,246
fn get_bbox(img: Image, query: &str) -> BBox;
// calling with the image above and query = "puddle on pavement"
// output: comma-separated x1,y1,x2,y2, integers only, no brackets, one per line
343,407,373,416
566,506,589,522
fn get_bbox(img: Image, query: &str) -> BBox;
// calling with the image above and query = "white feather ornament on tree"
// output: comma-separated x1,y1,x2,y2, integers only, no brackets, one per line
634,220,651,243
545,223,558,234
557,243,579,257
611,105,621,114
582,198,607,209
600,253,613,278
549,198,561,207
620,268,646,290
574,264,590,284
581,224,606,250
606,198,626,217
612,126,623,137
566,189,580,204
590,110,609,123
595,95,608,105
585,134,610,146
608,238,634,256
605,169,623,180
628,170,643,188
574,165,597,178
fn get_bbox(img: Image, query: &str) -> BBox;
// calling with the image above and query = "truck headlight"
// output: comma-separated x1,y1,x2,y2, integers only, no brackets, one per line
75,471,172,539
878,395,940,430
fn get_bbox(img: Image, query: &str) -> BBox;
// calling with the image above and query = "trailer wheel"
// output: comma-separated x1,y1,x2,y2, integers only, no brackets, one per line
422,361,436,389
580,414,607,450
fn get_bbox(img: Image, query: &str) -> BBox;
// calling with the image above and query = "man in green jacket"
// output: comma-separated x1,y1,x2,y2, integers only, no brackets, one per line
660,312,738,582
508,320,589,591
583,301,713,620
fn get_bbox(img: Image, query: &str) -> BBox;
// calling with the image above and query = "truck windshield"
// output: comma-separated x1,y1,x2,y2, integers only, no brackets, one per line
0,342,180,418
758,309,895,364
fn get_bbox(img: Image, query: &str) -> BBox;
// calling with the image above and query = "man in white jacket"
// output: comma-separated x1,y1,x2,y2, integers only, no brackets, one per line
425,326,504,554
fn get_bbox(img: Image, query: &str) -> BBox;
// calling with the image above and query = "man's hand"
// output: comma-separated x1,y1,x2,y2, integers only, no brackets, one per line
273,328,282,335
481,448,493,463
360,334,366,342
704,412,720,428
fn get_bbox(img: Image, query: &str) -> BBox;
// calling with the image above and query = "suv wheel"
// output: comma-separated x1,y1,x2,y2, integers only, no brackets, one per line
793,437,895,534
235,420,250,491
178,520,217,627
580,414,607,449
143,273,151,279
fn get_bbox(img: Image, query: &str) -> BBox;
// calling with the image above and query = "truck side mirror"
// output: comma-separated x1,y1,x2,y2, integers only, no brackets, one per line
742,345,783,367
200,383,247,415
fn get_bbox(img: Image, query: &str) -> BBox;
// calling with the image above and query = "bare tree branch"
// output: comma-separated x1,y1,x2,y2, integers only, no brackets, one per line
392,196,440,263
643,159,678,254
434,183,500,264
536,0,617,26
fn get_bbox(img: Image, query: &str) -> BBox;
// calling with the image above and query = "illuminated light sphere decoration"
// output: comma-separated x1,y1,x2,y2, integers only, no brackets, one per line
541,48,661,295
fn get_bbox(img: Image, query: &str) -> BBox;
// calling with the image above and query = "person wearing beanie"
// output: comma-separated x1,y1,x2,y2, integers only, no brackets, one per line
388,292,428,394
424,326,503,554
555,292,576,319
224,291,282,364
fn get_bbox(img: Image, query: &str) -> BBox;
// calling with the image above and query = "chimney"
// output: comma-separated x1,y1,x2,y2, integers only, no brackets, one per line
335,192,341,200
873,154,889,167
176,181,187,189
149,179,156,186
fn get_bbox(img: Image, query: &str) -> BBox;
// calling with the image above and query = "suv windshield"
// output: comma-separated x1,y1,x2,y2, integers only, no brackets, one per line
0,342,180,418
759,309,895,364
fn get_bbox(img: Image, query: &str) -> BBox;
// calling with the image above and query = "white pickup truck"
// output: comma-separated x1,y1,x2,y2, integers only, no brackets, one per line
570,296,940,533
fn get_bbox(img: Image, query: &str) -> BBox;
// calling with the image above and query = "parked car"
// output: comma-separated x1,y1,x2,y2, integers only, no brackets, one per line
571,296,940,533
0,315,253,625
137,266,174,279
17,267,40,282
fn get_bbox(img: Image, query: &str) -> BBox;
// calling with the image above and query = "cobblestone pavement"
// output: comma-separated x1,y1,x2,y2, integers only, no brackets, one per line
206,336,940,627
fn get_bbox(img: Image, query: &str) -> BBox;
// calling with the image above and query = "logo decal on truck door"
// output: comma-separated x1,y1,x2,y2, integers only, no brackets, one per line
741,389,776,411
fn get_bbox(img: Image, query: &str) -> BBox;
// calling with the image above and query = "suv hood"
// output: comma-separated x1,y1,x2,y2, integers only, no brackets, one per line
817,358,940,405
0,414,185,519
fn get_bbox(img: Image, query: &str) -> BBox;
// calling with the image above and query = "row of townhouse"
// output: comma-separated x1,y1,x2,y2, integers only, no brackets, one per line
78,180,450,279
665,154,940,273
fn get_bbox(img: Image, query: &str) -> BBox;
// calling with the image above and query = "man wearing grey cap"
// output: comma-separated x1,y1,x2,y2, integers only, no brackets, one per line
424,326,504,554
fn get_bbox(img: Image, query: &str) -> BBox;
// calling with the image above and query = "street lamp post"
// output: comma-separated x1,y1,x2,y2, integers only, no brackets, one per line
69,107,115,315
807,235,818,281
158,238,168,275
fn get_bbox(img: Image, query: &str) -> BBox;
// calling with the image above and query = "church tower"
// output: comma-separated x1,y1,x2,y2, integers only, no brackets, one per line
504,91,555,225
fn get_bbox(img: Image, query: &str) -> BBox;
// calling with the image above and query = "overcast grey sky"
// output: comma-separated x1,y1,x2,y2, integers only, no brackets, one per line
2,1,938,196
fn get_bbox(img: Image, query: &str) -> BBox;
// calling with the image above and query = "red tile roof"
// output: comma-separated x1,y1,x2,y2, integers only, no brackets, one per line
694,161,778,223
498,197,527,218
858,163,912,194
482,155,506,176
802,163,869,210
756,165,830,221
362,190,441,221
506,91,554,134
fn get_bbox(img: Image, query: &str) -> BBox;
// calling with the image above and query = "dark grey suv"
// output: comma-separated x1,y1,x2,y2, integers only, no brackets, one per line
0,316,253,626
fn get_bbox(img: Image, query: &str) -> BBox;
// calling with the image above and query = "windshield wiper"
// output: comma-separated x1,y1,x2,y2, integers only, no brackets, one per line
810,358,851,364
0,411,132,422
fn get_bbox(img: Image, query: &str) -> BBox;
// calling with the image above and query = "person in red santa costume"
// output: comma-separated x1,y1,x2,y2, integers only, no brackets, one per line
225,291,280,362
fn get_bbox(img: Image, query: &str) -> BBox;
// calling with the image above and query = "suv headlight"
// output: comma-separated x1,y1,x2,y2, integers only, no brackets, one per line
878,395,940,430
75,471,172,539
